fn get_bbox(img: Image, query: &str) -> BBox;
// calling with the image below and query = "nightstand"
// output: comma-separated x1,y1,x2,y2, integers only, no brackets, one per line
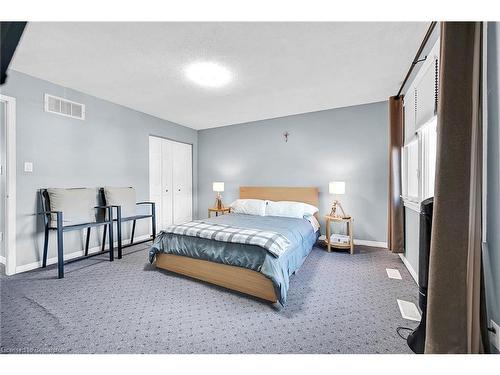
208,207,231,218
324,215,354,254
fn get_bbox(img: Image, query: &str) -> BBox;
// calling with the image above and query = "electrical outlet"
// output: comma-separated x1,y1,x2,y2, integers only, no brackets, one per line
490,320,500,350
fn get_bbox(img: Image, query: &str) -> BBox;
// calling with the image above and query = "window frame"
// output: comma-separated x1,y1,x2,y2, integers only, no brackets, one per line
401,115,438,212
420,116,438,200
402,137,420,204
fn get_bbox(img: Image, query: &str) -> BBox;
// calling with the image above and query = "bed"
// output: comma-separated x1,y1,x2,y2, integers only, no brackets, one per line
148,186,319,305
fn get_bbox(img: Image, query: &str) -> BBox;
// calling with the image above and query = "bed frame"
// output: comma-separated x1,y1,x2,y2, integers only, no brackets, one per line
155,186,319,303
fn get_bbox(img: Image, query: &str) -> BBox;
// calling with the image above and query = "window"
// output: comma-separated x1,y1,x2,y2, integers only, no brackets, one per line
401,36,439,212
421,117,438,199
401,116,438,209
402,139,419,202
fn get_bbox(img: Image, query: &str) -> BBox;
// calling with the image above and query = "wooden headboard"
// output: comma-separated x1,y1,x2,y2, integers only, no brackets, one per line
239,186,319,208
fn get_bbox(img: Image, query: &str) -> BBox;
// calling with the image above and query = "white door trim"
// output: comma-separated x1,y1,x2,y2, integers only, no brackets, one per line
0,94,16,275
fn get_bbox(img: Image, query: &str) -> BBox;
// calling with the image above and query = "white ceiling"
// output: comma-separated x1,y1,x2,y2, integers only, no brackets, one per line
11,22,429,130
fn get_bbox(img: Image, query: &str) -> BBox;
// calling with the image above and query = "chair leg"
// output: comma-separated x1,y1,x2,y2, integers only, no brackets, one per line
42,225,49,268
152,203,156,239
84,227,91,256
56,213,64,279
101,224,107,252
130,220,136,245
108,212,114,262
116,207,122,259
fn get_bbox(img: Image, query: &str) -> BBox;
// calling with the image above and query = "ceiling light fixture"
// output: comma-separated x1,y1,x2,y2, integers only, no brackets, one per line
185,61,232,88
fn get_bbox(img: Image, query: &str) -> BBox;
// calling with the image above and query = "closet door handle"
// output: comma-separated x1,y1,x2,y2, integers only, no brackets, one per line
165,189,169,192
178,188,181,192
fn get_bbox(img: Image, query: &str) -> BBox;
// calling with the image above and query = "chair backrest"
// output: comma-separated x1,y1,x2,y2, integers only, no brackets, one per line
101,186,137,218
39,189,51,226
40,188,98,227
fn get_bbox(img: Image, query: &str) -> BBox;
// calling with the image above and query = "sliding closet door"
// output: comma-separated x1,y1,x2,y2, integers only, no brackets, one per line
149,136,174,230
149,136,163,230
150,136,192,229
160,139,174,228
172,141,192,224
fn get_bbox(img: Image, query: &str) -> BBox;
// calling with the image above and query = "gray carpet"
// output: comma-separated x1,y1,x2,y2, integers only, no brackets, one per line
1,244,419,354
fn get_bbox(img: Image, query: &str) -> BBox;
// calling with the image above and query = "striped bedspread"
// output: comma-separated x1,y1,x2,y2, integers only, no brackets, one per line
161,220,291,257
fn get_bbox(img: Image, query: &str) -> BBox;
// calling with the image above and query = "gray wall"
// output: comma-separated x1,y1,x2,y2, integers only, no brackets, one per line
0,70,198,269
485,22,500,350
198,102,389,243
404,209,419,281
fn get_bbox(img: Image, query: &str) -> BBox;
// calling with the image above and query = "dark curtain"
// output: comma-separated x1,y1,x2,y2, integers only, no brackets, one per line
425,22,485,353
388,96,404,253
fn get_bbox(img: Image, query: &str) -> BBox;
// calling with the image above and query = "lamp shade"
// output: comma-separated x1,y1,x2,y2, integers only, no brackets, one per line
213,182,224,192
329,181,345,195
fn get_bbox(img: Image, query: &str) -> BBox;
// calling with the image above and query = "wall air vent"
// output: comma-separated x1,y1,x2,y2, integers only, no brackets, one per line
44,94,85,120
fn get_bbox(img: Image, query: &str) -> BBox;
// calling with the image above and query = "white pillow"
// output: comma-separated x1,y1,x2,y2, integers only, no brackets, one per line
229,199,266,216
265,200,319,219
305,215,321,233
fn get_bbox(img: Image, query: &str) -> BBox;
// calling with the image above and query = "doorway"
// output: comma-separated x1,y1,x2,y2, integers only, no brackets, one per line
0,94,16,275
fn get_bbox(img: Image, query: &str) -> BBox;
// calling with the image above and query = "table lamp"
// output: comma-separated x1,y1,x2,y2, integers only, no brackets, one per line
213,182,225,209
329,181,347,218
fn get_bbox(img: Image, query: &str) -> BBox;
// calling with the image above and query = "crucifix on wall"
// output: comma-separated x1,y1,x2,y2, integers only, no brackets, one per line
283,131,290,143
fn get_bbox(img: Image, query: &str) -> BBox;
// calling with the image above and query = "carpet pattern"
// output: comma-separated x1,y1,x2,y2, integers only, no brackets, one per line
1,244,418,354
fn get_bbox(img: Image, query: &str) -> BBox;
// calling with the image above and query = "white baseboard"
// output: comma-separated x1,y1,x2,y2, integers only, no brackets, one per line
318,236,387,249
14,234,152,275
399,253,419,285
0,255,5,265
354,239,388,248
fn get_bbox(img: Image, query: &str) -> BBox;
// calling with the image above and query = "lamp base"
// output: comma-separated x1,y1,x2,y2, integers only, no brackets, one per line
215,194,224,209
330,200,347,218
